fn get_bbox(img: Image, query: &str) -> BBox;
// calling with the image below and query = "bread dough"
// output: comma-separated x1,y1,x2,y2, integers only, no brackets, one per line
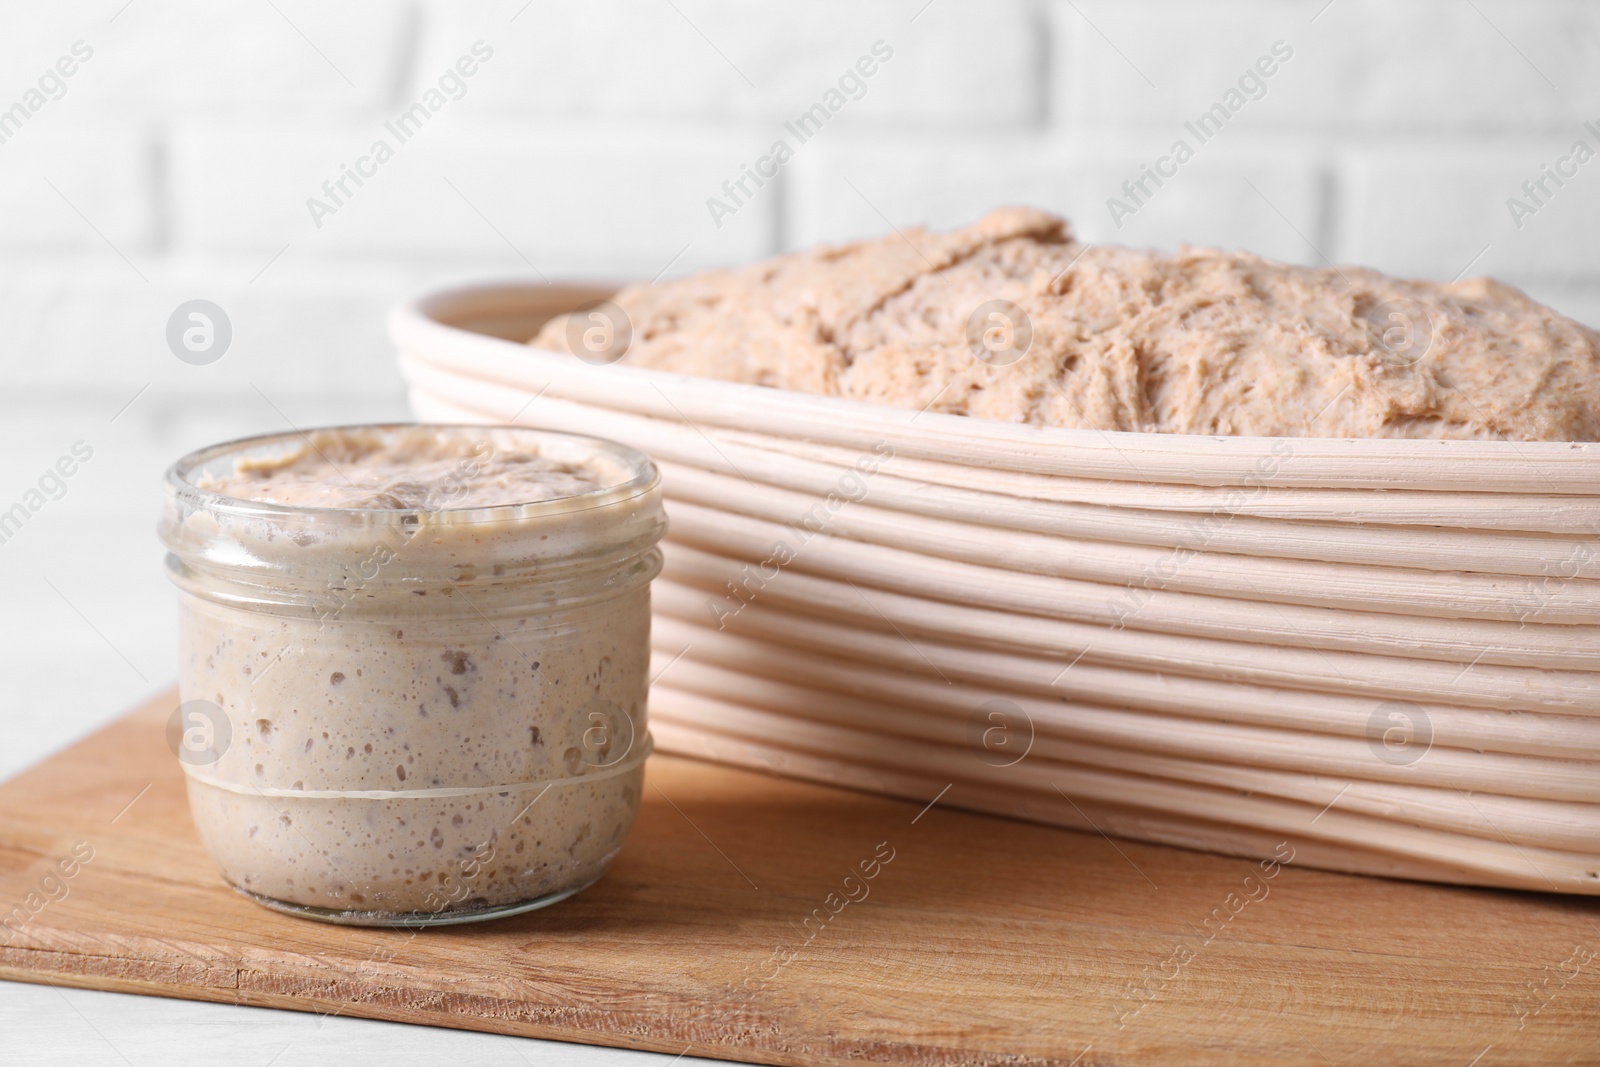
533,208,1600,441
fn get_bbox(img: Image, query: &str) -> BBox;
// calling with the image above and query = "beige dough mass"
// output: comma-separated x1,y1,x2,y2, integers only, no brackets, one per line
532,208,1600,441
169,426,661,919
197,425,609,509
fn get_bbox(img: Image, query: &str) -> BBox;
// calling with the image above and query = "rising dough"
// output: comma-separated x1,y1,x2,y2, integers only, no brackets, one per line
532,208,1600,441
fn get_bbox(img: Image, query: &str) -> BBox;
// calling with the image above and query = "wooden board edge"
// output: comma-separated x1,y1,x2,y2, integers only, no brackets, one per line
0,957,799,1067
0,947,1063,1067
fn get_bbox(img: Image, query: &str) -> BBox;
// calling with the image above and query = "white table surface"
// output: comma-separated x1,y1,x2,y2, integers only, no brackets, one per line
0,391,721,1067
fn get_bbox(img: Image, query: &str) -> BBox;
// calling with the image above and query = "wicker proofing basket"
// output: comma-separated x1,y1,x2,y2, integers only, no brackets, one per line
392,281,1600,895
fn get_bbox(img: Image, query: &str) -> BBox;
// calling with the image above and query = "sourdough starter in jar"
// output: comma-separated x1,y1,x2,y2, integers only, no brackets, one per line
159,425,665,925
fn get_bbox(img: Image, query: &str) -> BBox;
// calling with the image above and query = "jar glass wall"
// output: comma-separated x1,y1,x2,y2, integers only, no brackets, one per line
159,424,665,926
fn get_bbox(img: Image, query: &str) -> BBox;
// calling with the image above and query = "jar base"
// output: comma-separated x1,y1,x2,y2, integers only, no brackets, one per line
230,876,601,928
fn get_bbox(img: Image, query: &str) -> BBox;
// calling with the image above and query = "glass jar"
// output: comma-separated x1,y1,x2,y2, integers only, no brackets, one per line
158,424,665,926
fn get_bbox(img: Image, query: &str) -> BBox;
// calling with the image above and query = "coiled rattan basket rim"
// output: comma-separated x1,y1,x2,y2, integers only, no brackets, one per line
392,280,1600,495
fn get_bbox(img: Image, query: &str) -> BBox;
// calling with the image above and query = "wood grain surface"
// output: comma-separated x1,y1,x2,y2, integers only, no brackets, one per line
2,690,1599,1066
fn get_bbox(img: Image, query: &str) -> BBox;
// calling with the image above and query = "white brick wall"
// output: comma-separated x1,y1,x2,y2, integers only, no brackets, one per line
0,1,415,114
788,133,1328,262
3,0,1596,405
1341,140,1600,278
1054,0,1600,131
413,0,1043,126
0,128,154,250
168,120,774,272
3,0,1600,776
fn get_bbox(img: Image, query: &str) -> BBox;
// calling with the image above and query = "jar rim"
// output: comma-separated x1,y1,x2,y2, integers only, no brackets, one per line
163,422,660,527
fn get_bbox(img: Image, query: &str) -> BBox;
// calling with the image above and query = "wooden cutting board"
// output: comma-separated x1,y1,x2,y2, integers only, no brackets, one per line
2,691,1598,1066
